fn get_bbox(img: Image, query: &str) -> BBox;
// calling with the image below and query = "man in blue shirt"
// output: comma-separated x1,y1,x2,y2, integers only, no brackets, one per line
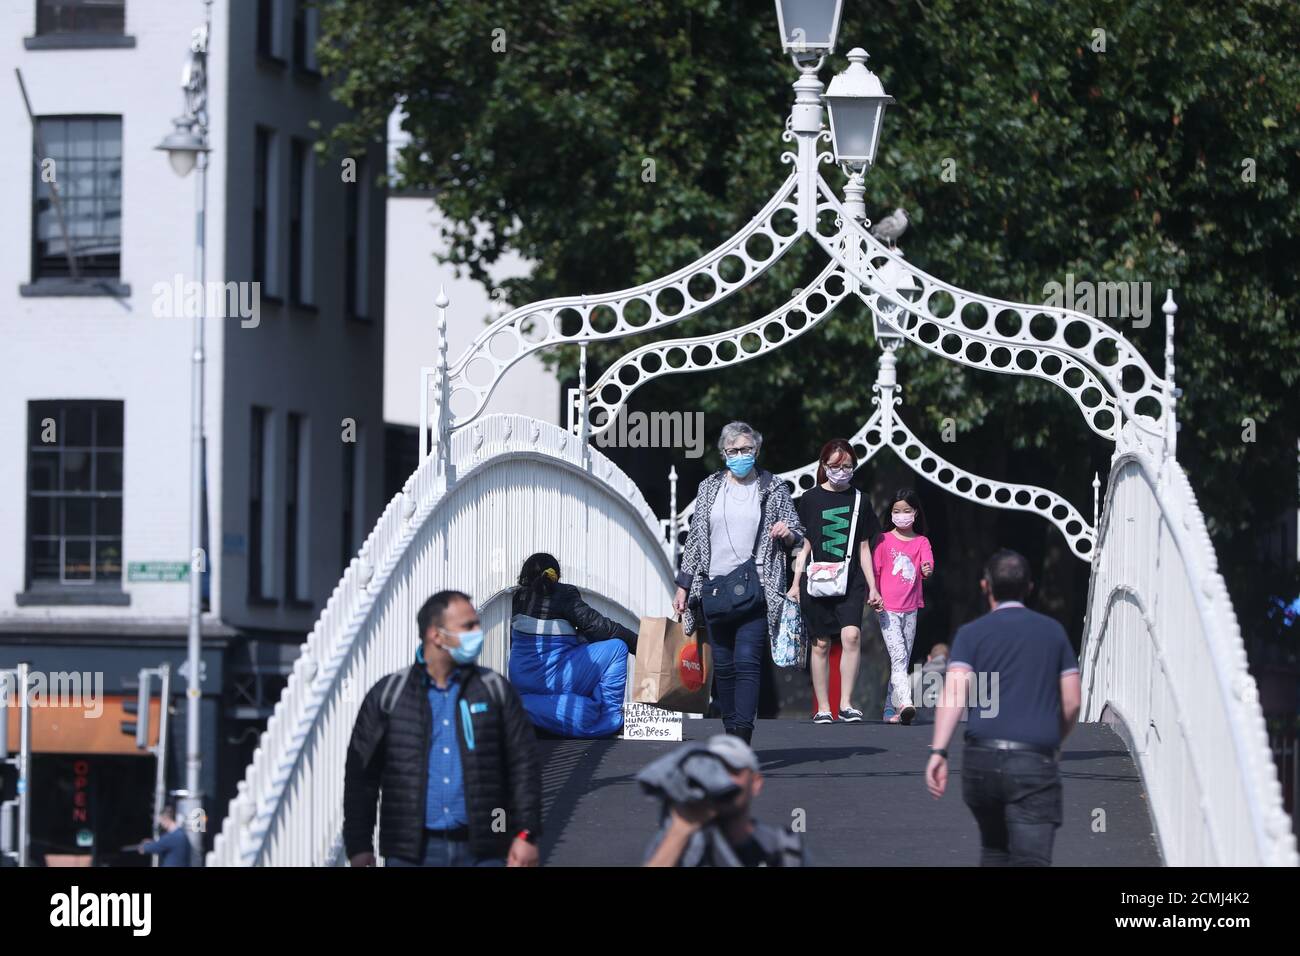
924,550,1081,866
345,591,542,867
137,806,192,867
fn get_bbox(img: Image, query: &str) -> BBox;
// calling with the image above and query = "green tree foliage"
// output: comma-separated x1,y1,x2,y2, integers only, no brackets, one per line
320,0,1299,649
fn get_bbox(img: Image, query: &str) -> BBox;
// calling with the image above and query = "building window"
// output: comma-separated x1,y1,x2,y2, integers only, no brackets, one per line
284,414,311,603
26,401,123,589
256,0,285,62
344,158,370,320
249,407,276,602
31,116,122,282
253,127,281,298
289,138,314,307
36,0,126,36
293,0,319,73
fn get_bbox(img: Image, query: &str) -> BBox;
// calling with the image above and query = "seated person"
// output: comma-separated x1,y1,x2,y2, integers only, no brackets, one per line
508,552,638,739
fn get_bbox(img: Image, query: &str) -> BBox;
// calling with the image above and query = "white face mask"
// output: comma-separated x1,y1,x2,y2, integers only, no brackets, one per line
892,512,916,529
825,466,853,488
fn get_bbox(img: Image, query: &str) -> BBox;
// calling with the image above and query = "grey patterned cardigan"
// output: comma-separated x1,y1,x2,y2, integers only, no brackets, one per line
675,469,805,644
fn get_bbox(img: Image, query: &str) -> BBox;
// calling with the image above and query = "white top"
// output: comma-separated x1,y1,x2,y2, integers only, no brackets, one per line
708,478,762,578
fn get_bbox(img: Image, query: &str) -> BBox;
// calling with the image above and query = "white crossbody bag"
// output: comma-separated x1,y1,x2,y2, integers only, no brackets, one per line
806,490,861,599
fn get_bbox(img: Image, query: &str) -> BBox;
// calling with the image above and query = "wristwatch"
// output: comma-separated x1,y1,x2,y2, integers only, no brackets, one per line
929,747,948,759
516,828,538,845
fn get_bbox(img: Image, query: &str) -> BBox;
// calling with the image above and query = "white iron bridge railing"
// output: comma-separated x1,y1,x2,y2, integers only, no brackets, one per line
1081,421,1299,866
207,414,675,867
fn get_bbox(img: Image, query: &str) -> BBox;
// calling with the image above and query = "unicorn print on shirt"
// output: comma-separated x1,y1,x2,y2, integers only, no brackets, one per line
890,548,917,584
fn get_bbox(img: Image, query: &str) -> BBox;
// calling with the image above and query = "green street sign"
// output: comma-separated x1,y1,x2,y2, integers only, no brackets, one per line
128,561,191,582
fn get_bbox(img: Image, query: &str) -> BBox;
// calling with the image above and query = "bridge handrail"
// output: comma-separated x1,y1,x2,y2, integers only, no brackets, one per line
1081,421,1298,866
207,414,674,866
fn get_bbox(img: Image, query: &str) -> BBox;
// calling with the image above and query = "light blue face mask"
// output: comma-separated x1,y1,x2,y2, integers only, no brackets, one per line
416,628,486,665
726,453,756,478
447,628,485,665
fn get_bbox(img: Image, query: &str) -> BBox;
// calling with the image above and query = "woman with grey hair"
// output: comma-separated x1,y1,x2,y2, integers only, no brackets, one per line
672,422,803,744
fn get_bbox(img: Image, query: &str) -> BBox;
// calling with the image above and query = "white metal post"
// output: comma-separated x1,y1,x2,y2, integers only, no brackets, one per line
1163,288,1178,462
153,663,172,867
17,662,30,868
578,342,590,469
435,286,450,480
668,465,679,567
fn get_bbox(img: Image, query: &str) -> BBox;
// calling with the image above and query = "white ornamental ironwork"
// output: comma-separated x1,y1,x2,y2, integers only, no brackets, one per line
418,40,1168,562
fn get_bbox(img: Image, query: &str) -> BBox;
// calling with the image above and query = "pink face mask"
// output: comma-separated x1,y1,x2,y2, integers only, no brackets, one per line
825,466,853,488
892,512,916,529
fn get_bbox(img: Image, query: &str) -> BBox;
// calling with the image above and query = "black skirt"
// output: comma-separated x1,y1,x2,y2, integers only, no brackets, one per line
798,573,868,639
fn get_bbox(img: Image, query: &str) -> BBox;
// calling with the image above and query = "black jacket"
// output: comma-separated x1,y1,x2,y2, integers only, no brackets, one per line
343,663,542,863
511,582,637,650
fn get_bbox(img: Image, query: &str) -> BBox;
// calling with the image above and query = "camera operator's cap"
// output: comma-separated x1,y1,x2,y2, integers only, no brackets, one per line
706,734,760,773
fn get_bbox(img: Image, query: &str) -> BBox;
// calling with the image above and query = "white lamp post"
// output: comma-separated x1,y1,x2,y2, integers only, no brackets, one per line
774,0,843,67
154,0,213,867
825,48,894,169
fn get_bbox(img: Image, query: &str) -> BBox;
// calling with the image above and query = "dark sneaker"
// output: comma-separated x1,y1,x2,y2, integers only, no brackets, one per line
899,705,917,725
812,711,834,725
839,707,864,723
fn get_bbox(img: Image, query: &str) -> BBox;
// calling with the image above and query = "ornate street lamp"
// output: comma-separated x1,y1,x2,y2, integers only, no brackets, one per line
156,115,209,178
825,48,894,169
774,0,843,66
154,0,213,868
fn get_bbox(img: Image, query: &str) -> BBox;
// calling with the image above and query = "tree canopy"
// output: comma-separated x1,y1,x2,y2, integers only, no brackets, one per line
319,0,1300,651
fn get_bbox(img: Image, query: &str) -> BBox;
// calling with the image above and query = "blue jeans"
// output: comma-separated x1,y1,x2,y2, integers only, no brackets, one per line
960,745,1062,866
386,834,505,867
705,603,768,736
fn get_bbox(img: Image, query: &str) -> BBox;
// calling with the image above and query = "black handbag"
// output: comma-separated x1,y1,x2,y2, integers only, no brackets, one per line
700,477,768,624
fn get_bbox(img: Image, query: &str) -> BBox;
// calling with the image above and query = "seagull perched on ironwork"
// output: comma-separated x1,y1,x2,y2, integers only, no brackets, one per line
871,207,909,247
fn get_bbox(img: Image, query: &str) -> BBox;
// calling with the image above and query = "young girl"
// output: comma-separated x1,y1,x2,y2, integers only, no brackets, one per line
872,490,935,725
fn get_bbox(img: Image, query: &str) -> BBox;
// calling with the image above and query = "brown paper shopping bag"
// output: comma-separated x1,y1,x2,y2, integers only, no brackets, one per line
632,616,712,714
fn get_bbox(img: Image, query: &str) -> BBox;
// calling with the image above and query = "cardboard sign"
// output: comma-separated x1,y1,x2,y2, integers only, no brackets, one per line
621,702,683,741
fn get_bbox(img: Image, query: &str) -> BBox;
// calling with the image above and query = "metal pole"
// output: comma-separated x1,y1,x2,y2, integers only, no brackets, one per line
578,342,590,469
153,664,171,867
668,466,679,568
17,663,30,868
179,0,212,867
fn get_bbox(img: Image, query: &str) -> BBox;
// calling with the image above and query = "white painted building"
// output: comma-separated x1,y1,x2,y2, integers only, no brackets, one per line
383,109,558,439
0,0,385,861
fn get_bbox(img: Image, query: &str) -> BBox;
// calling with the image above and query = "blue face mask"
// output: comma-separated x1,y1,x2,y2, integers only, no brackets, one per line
726,454,756,478
447,628,485,665
416,628,486,665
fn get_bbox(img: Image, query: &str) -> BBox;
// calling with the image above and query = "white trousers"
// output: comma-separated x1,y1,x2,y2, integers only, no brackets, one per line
877,609,918,710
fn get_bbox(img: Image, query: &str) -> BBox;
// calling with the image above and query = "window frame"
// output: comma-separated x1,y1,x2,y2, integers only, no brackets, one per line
29,114,124,287
23,399,125,595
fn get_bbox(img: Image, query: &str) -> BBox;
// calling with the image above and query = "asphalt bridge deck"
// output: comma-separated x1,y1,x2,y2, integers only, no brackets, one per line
535,719,1161,866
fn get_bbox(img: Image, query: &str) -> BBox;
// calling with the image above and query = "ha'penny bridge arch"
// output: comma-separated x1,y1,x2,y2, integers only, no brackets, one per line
208,10,1296,868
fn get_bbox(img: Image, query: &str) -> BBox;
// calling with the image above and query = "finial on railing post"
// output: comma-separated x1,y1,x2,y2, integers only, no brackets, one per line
578,342,590,470
1092,472,1101,529
1163,288,1178,462
435,285,451,478
668,465,679,567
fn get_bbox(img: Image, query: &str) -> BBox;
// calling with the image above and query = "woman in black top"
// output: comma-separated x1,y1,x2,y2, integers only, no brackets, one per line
507,552,637,738
789,439,884,723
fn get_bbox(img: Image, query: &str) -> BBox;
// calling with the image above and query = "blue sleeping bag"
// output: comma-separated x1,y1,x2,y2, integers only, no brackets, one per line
508,627,628,738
